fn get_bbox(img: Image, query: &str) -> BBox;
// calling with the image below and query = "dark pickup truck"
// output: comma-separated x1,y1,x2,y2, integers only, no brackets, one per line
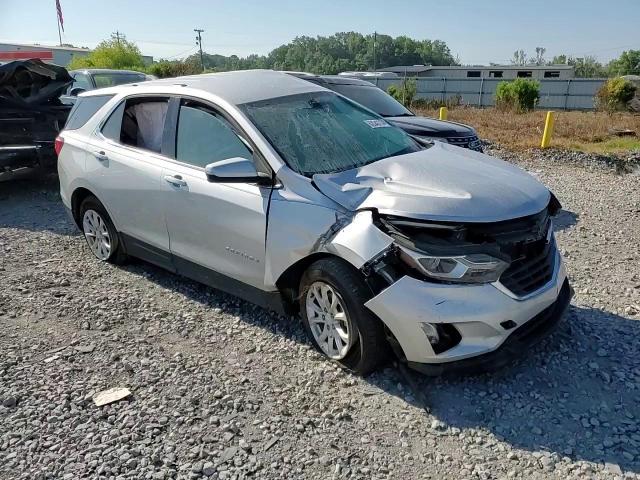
0,60,73,176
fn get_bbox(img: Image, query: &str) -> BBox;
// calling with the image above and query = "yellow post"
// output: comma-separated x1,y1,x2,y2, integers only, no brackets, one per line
439,106,448,121
541,111,556,148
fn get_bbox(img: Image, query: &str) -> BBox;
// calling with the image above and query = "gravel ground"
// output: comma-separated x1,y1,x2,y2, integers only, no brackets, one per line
1,149,639,480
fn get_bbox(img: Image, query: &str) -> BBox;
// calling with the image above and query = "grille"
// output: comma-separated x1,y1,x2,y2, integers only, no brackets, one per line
500,236,556,297
446,135,481,150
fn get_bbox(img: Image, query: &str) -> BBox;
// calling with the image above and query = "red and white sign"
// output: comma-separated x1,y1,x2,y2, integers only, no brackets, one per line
0,50,54,61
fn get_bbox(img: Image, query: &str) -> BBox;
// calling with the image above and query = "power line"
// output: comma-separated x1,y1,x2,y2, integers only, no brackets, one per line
165,45,198,60
194,29,205,72
111,31,125,45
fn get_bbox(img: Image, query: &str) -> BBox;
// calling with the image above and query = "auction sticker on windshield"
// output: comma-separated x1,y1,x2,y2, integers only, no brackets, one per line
364,119,391,128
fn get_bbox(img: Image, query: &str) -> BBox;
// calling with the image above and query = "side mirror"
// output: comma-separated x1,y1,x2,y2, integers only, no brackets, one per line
205,157,272,185
70,87,86,97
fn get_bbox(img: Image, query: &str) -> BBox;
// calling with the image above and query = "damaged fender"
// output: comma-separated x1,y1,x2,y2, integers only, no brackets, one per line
264,191,394,289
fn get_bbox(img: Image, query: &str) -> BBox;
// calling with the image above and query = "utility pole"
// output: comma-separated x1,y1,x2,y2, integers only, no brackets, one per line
373,31,377,72
194,29,205,72
111,31,124,45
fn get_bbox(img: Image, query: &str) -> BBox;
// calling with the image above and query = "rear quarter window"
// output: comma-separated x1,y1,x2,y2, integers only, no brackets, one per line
64,95,114,130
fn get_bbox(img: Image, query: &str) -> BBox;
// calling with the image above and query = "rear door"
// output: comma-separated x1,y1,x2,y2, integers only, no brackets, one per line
162,98,271,289
85,95,174,268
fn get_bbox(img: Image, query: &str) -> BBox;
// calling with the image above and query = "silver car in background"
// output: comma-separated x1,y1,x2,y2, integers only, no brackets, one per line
56,70,571,375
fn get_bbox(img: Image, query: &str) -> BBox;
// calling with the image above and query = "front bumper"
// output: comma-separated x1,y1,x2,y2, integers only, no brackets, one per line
365,249,569,372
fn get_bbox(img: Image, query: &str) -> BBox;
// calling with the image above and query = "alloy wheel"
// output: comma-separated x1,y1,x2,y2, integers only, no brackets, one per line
82,209,112,260
305,281,354,359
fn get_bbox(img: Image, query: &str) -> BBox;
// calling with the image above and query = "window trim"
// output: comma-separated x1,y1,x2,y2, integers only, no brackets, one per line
64,94,115,130
96,94,193,169
489,70,503,78
170,95,273,177
517,71,533,78
466,70,481,78
544,71,560,78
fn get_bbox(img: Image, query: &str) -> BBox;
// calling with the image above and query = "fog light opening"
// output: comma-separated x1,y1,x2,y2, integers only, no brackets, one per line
420,322,462,354
420,322,440,345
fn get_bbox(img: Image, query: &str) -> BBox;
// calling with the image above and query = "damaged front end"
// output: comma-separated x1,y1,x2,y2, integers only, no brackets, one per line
329,194,567,367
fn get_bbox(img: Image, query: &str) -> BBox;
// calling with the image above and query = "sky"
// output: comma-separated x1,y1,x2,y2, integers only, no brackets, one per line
1,0,638,64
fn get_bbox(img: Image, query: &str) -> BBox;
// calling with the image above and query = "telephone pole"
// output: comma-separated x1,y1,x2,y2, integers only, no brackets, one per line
194,29,205,72
373,31,377,72
111,31,125,45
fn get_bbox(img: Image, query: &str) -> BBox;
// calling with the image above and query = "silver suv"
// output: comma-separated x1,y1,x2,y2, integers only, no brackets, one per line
57,70,571,375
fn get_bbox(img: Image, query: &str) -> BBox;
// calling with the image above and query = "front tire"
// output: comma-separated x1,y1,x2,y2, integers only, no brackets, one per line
299,258,390,375
79,196,127,264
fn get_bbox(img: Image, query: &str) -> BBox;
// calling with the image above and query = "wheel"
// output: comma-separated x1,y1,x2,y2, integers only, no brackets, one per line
299,258,391,375
79,196,127,264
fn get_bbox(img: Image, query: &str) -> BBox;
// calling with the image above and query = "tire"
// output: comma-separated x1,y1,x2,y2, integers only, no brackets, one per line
79,196,127,264
299,257,391,375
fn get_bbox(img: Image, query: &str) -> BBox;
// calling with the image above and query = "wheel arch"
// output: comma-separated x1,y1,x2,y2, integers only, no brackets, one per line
70,187,95,229
276,252,362,314
70,187,120,232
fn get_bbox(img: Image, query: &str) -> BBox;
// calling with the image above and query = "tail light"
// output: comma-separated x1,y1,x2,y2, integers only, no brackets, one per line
54,136,64,156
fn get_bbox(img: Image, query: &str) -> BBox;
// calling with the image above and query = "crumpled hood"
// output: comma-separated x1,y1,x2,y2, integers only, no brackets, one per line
313,142,551,222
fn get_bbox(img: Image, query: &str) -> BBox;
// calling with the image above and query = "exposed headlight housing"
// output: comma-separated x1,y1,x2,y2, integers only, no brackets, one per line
399,246,509,284
415,135,449,144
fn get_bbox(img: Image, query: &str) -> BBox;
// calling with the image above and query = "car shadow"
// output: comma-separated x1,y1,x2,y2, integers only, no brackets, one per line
553,209,579,232
0,175,77,236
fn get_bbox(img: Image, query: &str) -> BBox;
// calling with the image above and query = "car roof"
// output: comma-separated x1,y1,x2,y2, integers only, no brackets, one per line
80,69,326,105
70,69,148,75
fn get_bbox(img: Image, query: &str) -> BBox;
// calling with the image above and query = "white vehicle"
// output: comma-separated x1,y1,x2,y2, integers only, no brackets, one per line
56,70,571,375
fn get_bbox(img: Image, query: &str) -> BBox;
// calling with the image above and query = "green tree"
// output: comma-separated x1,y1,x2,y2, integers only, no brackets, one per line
68,38,145,70
548,55,607,78
387,78,417,107
608,50,640,76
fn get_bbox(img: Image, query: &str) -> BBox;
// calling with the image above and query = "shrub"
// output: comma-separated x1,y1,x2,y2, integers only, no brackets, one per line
387,78,417,107
495,79,539,112
595,77,637,112
148,59,201,79
412,95,462,110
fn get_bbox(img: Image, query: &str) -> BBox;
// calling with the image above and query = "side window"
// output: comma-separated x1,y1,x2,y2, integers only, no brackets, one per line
101,97,169,154
64,95,114,130
71,73,93,92
175,101,252,168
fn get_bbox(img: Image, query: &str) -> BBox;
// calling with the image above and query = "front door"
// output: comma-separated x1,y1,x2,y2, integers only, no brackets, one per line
162,99,270,289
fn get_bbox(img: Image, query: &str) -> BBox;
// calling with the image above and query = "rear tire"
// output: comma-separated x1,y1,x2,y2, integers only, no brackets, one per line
299,258,391,375
79,196,127,264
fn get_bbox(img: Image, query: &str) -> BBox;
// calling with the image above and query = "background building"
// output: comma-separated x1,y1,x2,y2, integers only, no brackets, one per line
0,42,153,67
378,64,575,80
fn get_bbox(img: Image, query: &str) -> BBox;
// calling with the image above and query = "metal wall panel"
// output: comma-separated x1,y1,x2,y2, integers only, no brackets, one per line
369,77,606,110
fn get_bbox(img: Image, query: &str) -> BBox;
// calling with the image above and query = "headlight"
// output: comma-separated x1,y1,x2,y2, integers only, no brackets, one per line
399,246,509,284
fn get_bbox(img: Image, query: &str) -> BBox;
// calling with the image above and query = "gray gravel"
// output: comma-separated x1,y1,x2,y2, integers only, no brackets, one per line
1,149,639,480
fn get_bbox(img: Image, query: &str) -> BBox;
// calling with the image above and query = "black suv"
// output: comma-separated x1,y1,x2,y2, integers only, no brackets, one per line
291,73,483,152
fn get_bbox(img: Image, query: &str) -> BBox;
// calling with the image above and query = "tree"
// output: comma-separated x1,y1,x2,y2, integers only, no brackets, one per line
531,47,546,66
548,54,607,78
511,50,527,66
180,32,457,75
608,50,640,76
68,38,145,70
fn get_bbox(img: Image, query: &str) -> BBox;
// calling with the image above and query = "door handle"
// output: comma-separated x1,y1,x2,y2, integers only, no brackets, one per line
93,150,108,162
164,175,187,187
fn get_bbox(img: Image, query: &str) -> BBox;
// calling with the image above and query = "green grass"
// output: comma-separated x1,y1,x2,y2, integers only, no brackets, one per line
569,137,640,154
